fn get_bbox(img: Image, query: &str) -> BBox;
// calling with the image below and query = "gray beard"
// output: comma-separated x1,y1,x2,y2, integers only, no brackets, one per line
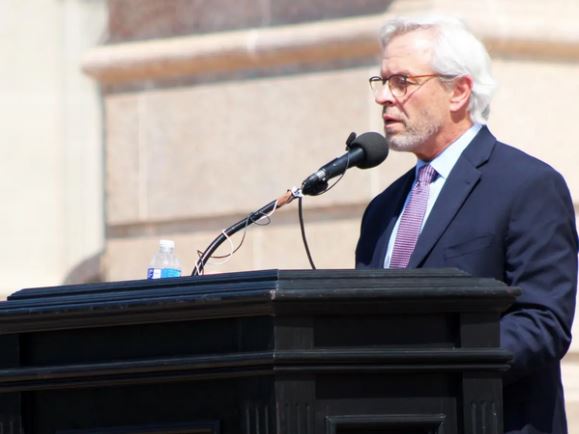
386,120,441,154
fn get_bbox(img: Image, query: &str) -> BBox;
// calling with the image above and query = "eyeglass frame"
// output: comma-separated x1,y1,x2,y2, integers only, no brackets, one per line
368,73,456,98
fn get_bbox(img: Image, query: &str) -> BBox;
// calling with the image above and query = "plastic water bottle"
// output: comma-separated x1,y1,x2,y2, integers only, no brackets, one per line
147,239,182,279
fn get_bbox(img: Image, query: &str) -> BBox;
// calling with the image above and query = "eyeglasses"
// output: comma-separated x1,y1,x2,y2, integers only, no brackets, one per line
368,74,454,98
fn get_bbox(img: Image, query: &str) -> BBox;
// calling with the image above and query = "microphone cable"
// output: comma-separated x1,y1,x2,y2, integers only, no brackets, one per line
298,196,316,269
296,151,351,270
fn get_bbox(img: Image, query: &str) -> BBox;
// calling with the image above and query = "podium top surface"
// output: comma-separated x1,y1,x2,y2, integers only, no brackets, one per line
0,268,519,334
10,268,514,299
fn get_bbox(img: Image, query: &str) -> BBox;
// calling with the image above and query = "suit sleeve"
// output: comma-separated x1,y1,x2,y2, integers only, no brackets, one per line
355,201,375,268
501,167,578,385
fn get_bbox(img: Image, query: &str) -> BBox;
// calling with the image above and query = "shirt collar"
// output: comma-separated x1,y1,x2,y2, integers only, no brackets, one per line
416,123,483,179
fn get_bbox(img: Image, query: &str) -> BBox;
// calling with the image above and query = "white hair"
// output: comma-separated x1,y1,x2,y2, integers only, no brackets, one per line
379,15,497,124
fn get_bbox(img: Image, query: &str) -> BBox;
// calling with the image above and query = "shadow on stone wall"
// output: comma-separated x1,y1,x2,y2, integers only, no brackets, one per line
64,253,104,285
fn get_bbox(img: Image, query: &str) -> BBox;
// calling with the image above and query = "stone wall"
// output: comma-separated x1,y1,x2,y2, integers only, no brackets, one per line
0,0,106,294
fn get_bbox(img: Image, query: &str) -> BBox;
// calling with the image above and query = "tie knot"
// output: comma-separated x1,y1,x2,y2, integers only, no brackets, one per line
417,164,437,184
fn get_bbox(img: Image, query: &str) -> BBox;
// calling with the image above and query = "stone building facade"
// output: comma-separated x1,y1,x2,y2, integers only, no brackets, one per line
0,0,106,293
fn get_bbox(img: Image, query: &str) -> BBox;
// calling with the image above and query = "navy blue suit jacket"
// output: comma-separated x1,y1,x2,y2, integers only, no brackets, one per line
356,127,578,434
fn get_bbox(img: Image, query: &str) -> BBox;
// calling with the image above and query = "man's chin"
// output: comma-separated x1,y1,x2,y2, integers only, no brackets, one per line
386,136,420,153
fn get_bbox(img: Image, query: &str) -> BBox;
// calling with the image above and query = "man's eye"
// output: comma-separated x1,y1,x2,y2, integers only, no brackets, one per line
391,75,409,87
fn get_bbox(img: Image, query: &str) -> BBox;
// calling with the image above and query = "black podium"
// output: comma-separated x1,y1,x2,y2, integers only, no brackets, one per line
0,269,518,434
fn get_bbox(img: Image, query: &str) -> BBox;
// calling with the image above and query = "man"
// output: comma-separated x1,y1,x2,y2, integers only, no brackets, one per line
355,15,577,434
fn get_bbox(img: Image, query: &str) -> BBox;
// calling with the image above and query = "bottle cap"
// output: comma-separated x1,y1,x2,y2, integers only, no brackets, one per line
159,239,175,249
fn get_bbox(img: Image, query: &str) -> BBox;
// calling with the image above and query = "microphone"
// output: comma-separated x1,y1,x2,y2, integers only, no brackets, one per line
301,132,388,195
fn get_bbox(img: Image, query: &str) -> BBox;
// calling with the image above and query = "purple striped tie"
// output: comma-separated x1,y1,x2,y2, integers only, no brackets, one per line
389,164,437,268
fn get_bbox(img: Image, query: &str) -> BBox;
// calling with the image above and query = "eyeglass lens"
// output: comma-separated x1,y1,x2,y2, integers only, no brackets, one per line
370,75,409,97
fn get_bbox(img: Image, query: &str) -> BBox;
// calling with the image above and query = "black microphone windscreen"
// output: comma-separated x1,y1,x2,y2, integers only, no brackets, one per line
351,132,388,169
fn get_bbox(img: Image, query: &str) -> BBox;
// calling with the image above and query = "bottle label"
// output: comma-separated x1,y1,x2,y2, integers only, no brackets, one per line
161,268,181,278
147,267,181,279
147,268,162,279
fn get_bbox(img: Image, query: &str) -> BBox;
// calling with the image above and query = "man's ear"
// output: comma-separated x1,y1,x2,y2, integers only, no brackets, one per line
449,75,473,113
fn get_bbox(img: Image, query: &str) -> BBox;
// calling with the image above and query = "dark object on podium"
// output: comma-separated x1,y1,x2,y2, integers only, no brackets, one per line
0,268,518,434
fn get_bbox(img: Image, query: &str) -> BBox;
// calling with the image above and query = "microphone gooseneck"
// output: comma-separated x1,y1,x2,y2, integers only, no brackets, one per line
191,132,388,276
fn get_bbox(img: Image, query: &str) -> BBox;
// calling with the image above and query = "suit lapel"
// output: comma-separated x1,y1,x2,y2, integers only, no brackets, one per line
407,127,497,268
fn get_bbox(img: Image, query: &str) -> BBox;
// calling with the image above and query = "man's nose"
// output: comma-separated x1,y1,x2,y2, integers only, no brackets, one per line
375,84,395,105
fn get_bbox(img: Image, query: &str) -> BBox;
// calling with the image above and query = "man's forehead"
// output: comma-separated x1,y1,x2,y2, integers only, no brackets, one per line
381,29,435,72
